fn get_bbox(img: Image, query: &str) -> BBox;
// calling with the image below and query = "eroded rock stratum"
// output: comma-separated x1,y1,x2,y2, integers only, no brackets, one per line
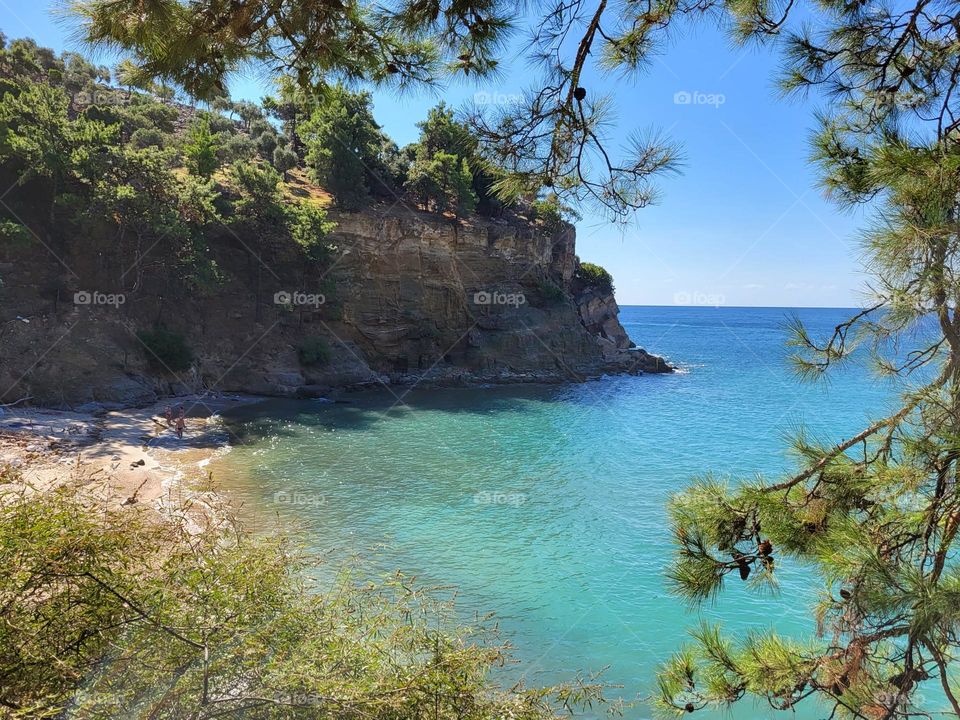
0,205,669,408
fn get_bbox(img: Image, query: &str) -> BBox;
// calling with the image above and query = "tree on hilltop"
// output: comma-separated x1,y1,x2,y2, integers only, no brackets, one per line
298,85,384,210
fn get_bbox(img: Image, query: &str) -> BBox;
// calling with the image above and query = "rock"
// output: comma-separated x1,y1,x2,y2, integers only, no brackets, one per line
296,384,333,399
0,206,669,407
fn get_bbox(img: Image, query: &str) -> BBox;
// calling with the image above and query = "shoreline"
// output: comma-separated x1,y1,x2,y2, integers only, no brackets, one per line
0,394,267,514
0,372,673,520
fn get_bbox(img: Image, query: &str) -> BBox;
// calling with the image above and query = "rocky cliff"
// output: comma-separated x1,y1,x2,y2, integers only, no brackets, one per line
0,204,669,409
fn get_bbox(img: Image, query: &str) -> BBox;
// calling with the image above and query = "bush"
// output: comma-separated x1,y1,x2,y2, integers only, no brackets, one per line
229,160,281,218
575,262,614,294
272,144,298,177
0,479,603,718
129,127,166,149
298,335,331,366
119,98,178,133
256,129,278,158
532,192,580,232
136,326,193,372
0,219,33,246
183,117,220,178
202,111,236,135
286,202,336,261
217,134,257,164
248,118,272,138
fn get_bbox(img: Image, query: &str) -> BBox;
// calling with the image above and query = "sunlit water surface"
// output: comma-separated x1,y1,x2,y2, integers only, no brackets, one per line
215,306,920,718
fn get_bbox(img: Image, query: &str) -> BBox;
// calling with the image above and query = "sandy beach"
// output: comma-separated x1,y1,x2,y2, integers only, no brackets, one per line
0,394,265,514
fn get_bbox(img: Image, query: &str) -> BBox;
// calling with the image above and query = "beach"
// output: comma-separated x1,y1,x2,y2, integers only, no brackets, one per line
0,395,263,518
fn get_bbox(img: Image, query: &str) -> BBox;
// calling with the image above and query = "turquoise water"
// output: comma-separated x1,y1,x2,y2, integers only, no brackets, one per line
218,306,904,718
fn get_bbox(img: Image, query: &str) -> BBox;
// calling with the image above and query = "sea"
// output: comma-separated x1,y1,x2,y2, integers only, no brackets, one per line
215,306,923,718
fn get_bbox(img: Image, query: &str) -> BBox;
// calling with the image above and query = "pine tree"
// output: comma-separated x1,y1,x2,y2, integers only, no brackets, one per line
272,144,297,180
183,116,219,179
298,85,383,210
652,2,960,717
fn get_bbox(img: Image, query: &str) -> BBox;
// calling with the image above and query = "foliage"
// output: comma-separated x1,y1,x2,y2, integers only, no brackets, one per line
0,219,32,246
183,116,219,178
286,203,336,262
113,58,146,92
84,146,221,280
298,85,384,209
128,127,166,149
651,1,960,716
256,128,279,157
536,279,566,305
229,160,281,219
0,475,605,718
532,193,579,232
407,150,477,216
217,133,257,164
405,103,502,215
64,0,687,219
248,118,272,138
298,335,331,366
574,262,613,294
135,326,193,371
380,140,415,189
272,144,298,177
65,0,504,98
111,98,178,137
0,80,116,208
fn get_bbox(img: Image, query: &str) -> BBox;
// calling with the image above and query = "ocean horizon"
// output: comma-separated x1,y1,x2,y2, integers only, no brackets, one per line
213,305,917,719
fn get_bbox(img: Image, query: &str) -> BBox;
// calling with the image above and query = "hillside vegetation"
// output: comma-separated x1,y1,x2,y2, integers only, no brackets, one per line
0,30,579,278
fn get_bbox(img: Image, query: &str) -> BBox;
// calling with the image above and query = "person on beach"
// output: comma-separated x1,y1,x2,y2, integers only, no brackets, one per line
164,407,173,426
175,415,185,440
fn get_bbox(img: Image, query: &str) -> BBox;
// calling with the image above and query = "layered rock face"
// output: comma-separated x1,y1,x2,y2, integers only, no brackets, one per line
0,205,669,408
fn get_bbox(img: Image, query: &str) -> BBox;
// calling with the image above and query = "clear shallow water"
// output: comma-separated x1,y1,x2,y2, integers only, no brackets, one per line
217,306,905,718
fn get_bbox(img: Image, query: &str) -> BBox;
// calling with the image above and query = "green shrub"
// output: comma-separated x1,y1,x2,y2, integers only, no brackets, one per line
0,219,33,247
0,480,603,718
272,144,298,177
229,160,281,218
286,202,336,261
183,117,220,178
248,118,273,138
136,326,193,372
575,262,614,294
298,335,330,366
217,134,257,164
129,127,166,149
256,131,278,158
532,192,580,232
532,196,563,231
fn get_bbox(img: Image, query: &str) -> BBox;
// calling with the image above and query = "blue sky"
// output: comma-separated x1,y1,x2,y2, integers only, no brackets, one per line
1,1,872,308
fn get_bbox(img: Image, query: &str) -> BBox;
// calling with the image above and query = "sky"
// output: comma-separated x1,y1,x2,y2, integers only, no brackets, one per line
0,1,874,308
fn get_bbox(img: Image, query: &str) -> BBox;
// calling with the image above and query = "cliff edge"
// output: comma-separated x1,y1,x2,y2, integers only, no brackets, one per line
0,204,669,409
